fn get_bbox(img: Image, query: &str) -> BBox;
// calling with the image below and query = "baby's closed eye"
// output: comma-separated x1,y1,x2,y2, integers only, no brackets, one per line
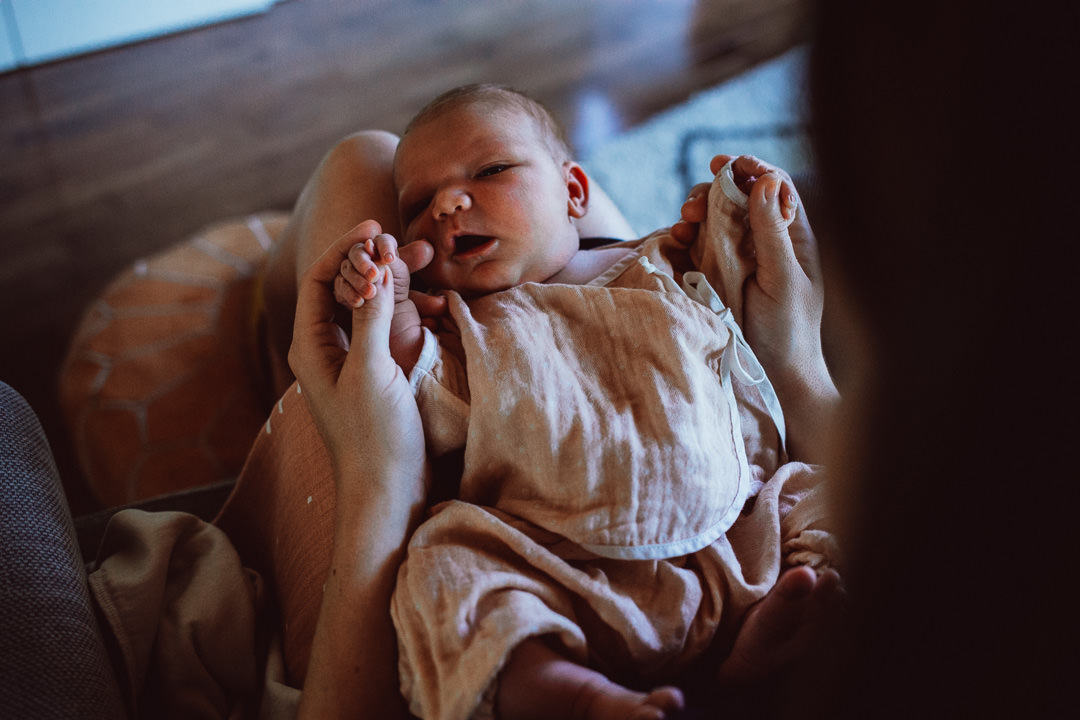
476,163,512,178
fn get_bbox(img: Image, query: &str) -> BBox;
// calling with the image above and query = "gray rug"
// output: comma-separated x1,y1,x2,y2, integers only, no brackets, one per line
583,45,812,236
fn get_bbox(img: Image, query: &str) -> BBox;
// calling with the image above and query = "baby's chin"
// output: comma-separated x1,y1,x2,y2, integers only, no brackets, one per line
450,280,515,300
416,265,522,299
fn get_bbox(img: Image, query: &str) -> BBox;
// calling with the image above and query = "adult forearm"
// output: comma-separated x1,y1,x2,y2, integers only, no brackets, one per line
299,554,404,719
298,468,427,720
772,355,840,467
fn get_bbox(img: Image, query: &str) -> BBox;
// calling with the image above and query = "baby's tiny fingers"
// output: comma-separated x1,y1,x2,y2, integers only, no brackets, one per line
670,219,697,246
340,259,381,300
733,154,773,177
347,243,382,282
736,155,795,186
681,196,706,224
373,232,399,264
334,274,367,309
340,256,371,289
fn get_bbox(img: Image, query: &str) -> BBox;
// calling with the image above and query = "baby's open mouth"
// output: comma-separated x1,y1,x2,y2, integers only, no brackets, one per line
453,235,496,257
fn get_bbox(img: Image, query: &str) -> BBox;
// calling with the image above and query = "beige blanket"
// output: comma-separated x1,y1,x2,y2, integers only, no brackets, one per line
88,509,301,719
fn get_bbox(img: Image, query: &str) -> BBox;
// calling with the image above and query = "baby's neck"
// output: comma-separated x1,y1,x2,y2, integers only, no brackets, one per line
545,245,635,286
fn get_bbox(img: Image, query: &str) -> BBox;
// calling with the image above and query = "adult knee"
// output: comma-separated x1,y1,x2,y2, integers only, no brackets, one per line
329,130,400,173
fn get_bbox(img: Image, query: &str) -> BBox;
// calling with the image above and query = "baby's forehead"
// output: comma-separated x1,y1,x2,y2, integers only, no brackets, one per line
394,103,547,173
419,101,540,143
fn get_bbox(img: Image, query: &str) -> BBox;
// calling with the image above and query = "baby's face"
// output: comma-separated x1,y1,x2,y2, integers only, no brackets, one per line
394,104,584,297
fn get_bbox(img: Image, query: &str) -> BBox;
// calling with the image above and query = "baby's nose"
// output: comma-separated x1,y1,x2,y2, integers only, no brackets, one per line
434,187,472,219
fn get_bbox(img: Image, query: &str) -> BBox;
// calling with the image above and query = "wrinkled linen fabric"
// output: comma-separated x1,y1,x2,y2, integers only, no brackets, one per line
393,165,838,719
88,509,302,719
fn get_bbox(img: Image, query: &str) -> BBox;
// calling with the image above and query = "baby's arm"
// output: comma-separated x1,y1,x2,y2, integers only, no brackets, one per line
335,231,435,376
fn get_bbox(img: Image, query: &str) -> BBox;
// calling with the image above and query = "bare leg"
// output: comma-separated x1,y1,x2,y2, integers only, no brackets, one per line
496,637,684,720
262,130,401,395
716,565,844,688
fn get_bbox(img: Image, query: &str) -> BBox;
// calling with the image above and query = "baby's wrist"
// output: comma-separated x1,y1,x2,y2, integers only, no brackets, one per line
389,324,426,377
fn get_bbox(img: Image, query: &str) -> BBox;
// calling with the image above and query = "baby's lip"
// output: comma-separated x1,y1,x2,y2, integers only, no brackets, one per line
451,233,497,259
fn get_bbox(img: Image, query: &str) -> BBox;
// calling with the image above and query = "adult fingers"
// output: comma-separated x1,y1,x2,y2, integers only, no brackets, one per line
410,289,448,320
787,197,823,290
735,158,821,288
747,174,802,299
399,239,435,273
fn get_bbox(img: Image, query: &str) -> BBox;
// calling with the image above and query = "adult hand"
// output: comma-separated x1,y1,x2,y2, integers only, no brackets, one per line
288,219,427,503
674,155,823,381
735,156,826,391
675,155,838,463
717,566,844,689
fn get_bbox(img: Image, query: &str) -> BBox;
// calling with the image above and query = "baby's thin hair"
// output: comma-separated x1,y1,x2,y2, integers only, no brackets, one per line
403,83,574,163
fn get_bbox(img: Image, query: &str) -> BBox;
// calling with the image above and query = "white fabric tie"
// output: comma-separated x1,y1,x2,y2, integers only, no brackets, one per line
639,258,788,453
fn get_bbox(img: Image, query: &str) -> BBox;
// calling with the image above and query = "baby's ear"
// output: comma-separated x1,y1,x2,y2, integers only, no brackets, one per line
564,162,589,219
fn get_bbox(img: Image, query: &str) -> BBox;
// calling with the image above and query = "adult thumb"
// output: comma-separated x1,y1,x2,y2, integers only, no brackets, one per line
398,239,435,273
748,175,800,296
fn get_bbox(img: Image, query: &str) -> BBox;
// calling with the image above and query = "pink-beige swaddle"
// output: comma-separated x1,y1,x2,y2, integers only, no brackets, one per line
391,162,838,720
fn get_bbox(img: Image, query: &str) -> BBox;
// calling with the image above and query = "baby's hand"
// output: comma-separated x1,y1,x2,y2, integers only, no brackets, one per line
335,231,410,309
333,226,447,374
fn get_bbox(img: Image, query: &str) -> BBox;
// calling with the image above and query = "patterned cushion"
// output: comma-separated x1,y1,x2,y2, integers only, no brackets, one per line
59,213,289,507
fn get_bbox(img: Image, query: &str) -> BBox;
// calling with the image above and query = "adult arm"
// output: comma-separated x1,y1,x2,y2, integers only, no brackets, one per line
290,220,430,719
